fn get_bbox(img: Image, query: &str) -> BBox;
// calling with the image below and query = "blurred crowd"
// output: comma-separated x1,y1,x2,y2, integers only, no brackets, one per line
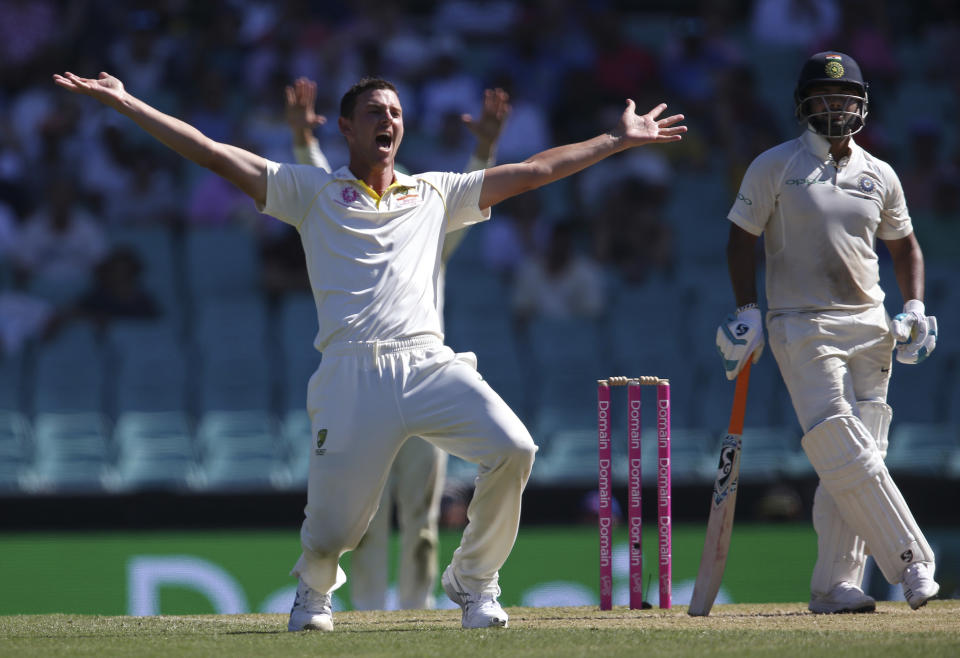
1,0,959,355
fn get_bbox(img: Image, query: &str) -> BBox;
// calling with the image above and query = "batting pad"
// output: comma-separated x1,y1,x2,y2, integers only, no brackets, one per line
802,415,934,584
858,400,892,458
810,483,867,596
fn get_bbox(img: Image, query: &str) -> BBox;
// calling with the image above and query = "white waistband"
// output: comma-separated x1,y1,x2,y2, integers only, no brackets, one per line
322,334,443,358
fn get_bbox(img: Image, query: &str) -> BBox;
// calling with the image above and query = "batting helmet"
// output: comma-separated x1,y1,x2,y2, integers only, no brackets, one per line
794,51,869,138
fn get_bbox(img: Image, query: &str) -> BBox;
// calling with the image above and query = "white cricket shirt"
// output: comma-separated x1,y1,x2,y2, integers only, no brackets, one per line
728,131,912,313
259,162,490,350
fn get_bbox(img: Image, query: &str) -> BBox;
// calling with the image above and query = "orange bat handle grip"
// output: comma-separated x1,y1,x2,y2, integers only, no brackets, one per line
728,359,751,435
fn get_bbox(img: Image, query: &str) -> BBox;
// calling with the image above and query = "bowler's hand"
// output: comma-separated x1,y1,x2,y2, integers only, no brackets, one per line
616,101,686,146
53,71,127,109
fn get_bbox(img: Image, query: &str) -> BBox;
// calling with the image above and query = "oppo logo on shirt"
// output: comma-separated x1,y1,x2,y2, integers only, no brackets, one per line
785,178,829,186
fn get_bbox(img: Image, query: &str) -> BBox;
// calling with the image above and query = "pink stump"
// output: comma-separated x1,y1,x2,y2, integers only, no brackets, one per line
627,381,643,610
657,381,672,609
597,381,613,610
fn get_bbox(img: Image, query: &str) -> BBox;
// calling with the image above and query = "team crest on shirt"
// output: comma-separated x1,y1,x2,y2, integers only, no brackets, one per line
394,187,421,206
858,175,876,194
341,187,360,204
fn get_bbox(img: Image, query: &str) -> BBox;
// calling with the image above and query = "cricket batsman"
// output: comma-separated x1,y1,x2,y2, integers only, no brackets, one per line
716,51,940,613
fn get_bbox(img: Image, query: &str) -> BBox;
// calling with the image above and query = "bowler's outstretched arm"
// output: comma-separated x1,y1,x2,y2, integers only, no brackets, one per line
54,71,268,206
479,100,685,209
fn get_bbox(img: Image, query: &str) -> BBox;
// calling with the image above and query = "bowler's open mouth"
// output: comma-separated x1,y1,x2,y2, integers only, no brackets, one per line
376,133,392,149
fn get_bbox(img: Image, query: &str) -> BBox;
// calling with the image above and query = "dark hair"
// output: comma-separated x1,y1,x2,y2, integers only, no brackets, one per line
339,77,399,118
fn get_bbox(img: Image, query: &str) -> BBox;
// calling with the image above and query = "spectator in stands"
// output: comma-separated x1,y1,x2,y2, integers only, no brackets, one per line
0,200,18,261
900,119,944,216
511,220,607,329
912,169,960,271
13,172,108,287
101,148,182,227
714,65,783,195
73,245,160,330
260,224,310,304
480,190,551,284
0,270,58,358
0,0,59,89
750,0,840,50
592,175,674,286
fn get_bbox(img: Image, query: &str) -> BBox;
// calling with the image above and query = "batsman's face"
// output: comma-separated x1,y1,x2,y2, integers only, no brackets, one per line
804,83,862,124
340,88,404,168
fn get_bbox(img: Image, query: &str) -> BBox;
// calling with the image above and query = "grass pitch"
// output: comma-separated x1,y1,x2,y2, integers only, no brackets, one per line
2,601,958,657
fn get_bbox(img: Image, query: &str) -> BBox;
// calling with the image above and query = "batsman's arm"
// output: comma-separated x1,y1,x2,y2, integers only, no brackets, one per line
54,71,268,207
726,223,760,307
883,232,925,303
478,100,684,209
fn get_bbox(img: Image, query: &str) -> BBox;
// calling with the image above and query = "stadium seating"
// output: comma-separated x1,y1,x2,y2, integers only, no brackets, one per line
109,225,183,328
0,410,32,493
192,296,273,413
0,350,25,413
27,412,113,493
32,324,107,414
281,408,312,488
108,319,189,414
113,411,197,492
277,293,322,414
194,410,289,491
886,422,960,476
184,226,260,303
735,425,804,483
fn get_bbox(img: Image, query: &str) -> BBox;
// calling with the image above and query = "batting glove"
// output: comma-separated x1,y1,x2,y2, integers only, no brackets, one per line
716,304,765,381
891,299,938,365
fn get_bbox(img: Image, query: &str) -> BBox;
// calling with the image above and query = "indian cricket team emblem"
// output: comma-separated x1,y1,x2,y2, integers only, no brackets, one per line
824,54,844,79
341,187,360,204
316,429,328,456
858,176,875,194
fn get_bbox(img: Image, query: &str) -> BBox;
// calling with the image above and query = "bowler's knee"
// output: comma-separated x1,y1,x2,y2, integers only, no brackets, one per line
499,433,537,475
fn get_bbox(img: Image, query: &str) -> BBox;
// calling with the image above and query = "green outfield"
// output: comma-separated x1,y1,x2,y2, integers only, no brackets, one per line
0,524,821,615
1,602,958,657
2,523,958,616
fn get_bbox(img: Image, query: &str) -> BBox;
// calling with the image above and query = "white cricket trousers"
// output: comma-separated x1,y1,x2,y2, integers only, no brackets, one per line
766,306,893,432
290,335,537,596
767,306,935,585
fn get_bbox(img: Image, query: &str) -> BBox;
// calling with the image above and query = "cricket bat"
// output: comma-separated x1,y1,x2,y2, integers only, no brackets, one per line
688,359,752,616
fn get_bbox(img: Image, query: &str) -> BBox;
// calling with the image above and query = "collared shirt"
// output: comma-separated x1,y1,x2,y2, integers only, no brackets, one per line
728,131,912,314
259,162,490,350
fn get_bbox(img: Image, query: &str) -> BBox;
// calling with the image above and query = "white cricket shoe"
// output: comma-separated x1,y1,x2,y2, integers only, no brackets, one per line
441,565,509,629
808,582,876,614
288,580,334,632
902,562,939,610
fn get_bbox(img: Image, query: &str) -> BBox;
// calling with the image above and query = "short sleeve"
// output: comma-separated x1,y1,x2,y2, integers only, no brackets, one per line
421,170,491,233
876,162,913,240
727,154,777,236
257,161,332,227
